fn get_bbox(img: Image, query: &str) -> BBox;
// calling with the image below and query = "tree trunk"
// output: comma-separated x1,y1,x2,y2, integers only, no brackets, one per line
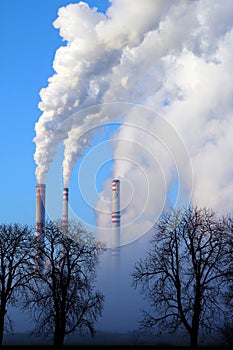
190,283,201,349
0,306,6,346
54,331,65,348
190,329,198,349
53,324,65,348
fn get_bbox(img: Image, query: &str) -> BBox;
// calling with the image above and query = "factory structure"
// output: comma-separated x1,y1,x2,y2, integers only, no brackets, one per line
35,179,121,266
35,183,46,270
111,179,121,256
62,187,69,233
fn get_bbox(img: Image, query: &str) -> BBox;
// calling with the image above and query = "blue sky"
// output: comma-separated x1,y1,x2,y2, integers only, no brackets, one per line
0,0,110,226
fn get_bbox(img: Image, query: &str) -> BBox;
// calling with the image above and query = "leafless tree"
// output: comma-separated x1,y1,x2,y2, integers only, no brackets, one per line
25,220,105,348
131,206,231,348
219,215,233,346
0,223,32,346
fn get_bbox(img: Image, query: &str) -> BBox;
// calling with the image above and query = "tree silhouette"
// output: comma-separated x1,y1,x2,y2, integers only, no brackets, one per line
219,215,233,346
0,223,32,346
25,220,105,348
131,206,232,348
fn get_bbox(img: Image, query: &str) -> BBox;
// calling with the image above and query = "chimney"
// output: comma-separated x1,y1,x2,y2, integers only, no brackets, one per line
35,183,46,270
62,187,69,234
111,179,120,255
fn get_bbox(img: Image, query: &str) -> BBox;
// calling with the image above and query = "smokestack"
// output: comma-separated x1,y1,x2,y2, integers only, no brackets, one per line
62,187,69,234
112,179,120,255
35,183,46,270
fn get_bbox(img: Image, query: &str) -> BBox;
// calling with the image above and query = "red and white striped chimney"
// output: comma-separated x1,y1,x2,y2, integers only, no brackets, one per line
62,187,69,234
112,179,120,255
35,183,46,270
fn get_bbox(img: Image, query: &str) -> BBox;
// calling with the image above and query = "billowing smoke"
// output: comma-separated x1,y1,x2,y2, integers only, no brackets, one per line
34,0,233,242
34,0,170,185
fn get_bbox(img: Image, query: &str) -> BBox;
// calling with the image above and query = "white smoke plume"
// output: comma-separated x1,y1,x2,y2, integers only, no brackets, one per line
34,0,233,242
34,0,173,185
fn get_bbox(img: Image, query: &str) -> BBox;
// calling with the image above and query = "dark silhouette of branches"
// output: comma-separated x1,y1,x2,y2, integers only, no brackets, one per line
132,206,232,348
0,223,32,346
219,215,233,346
24,220,105,348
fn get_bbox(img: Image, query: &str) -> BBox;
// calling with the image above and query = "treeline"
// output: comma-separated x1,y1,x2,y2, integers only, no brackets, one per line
0,206,233,348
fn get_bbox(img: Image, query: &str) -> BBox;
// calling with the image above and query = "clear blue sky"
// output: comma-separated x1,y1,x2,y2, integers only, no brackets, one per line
0,0,110,226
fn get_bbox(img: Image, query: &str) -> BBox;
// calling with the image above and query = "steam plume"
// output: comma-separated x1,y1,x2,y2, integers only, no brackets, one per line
34,0,233,236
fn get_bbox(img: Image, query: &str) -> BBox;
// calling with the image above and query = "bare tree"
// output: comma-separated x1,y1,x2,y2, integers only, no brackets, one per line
219,215,233,346
0,223,32,346
131,206,231,348
25,220,105,348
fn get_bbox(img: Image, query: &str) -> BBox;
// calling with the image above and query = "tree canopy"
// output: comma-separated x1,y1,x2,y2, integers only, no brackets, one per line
0,223,32,346
131,206,232,348
24,220,105,348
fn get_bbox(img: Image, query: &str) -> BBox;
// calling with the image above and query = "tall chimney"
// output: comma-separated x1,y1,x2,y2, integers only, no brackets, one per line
35,183,46,270
62,187,69,234
111,179,120,255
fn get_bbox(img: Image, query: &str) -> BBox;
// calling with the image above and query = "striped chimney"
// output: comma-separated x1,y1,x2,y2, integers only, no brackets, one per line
35,183,46,270
62,187,69,233
111,179,120,255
